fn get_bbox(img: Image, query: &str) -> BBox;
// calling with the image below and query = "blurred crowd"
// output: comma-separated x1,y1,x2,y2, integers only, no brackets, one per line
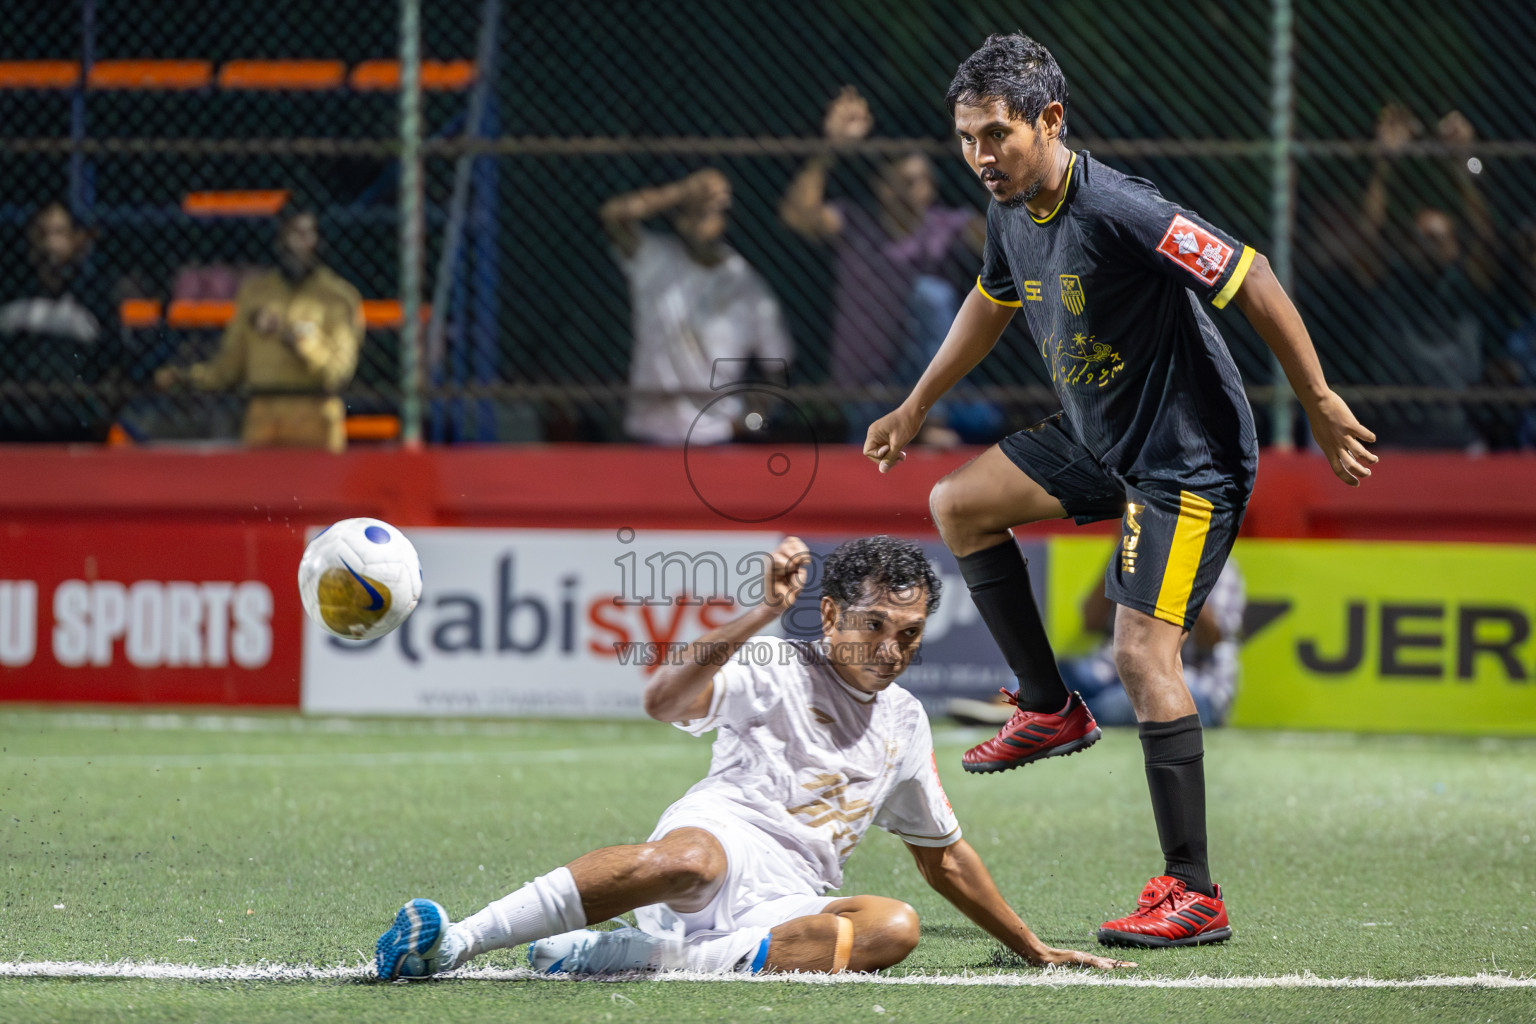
3,97,1532,453
1296,105,1536,451
0,201,362,452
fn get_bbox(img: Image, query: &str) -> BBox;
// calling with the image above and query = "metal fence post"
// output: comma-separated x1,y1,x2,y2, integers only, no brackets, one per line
425,0,501,443
68,0,97,219
399,0,424,447
1269,0,1297,449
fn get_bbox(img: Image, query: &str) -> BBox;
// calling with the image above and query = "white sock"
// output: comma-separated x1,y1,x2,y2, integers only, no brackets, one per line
682,927,771,974
457,866,588,960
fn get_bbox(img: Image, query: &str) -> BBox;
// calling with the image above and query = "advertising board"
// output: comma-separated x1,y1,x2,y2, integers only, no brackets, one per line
1047,536,1536,735
300,528,1020,717
0,523,303,705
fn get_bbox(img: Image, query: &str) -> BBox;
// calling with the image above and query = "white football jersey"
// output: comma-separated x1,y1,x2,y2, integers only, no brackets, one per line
618,231,793,445
677,636,961,892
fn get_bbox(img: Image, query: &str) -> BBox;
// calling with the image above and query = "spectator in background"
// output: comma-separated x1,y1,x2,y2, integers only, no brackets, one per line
155,204,362,453
0,201,115,442
604,169,794,446
1359,106,1498,450
781,86,997,447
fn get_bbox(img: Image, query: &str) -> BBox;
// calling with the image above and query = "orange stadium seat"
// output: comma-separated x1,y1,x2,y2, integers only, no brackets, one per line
118,298,164,329
123,298,429,329
344,415,402,441
86,60,211,90
216,60,346,90
0,61,81,88
165,299,237,329
359,300,433,328
182,190,292,217
349,59,477,91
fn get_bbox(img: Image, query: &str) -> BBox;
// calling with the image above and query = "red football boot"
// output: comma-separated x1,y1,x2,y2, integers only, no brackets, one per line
1097,875,1232,947
960,689,1101,774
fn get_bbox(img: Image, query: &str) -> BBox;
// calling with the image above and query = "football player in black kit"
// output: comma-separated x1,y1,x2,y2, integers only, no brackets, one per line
864,33,1377,948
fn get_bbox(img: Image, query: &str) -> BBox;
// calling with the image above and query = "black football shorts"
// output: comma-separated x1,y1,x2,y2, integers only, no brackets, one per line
999,412,1249,630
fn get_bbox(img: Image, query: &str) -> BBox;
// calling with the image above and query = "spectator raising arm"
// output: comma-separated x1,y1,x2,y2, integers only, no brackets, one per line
780,86,872,240
602,170,730,260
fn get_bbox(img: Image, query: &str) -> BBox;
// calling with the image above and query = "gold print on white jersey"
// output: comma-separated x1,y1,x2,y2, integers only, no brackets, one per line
787,772,875,859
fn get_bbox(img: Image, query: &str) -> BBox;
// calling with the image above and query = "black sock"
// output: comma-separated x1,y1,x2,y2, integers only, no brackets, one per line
956,539,1070,713
1139,715,1214,897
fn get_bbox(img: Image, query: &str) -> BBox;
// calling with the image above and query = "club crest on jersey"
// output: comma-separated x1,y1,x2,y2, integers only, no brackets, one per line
1059,274,1086,316
1156,214,1234,285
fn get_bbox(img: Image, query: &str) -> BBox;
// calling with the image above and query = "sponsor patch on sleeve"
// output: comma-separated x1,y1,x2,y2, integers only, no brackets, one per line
1156,214,1235,286
930,751,953,812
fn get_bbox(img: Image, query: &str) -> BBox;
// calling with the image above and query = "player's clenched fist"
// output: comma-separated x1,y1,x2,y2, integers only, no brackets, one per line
763,536,811,611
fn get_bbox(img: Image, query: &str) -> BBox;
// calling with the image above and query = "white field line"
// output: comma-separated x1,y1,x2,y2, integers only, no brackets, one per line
1,962,1532,989
2,745,697,770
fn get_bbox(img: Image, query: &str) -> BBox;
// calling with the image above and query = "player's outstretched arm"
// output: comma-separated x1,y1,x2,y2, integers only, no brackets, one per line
905,839,1135,970
864,287,1015,473
640,536,809,723
1233,253,1379,486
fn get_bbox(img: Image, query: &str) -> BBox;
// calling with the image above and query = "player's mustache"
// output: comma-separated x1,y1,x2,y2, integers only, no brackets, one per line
979,168,1009,181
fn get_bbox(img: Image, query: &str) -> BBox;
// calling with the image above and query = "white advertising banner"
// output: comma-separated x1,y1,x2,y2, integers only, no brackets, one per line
302,529,783,717
300,528,1016,718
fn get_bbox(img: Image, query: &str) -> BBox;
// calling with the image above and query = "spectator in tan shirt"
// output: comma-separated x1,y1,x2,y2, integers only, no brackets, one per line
156,205,362,452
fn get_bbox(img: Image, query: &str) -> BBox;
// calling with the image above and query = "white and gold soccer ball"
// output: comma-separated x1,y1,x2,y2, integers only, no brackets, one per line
298,518,422,640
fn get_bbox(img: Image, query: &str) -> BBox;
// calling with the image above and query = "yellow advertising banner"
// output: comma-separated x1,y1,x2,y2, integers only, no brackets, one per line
1046,537,1536,735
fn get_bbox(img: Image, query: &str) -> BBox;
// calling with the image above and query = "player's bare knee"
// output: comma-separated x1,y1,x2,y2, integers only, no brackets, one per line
658,835,725,897
1112,635,1151,685
886,902,920,958
847,900,920,969
928,475,966,536
929,476,992,552
604,841,665,889
1113,611,1182,679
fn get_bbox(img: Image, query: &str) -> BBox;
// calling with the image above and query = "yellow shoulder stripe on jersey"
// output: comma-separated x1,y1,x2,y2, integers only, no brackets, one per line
1153,490,1215,627
975,277,1023,307
1030,151,1077,225
1211,245,1256,309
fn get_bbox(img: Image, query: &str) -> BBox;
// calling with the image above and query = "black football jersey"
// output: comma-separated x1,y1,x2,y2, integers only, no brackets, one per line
978,151,1259,493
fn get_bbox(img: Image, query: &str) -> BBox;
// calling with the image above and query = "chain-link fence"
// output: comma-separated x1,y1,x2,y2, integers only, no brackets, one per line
3,0,1533,450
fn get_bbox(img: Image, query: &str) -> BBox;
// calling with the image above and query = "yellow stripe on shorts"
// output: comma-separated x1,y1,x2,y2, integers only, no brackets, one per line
1153,490,1215,626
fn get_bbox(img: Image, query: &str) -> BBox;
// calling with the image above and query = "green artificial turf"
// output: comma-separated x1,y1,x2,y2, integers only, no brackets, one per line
2,709,1533,1023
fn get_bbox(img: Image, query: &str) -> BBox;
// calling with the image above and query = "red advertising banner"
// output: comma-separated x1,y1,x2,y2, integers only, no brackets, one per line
0,523,305,705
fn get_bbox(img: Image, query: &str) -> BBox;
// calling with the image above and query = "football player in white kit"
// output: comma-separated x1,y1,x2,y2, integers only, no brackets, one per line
377,535,1132,978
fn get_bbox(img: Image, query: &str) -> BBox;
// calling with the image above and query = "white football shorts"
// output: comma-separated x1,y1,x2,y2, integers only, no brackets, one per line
632,793,836,968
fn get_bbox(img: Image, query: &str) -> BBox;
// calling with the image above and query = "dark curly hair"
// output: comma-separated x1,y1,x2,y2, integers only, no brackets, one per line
945,32,1069,139
821,536,942,615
